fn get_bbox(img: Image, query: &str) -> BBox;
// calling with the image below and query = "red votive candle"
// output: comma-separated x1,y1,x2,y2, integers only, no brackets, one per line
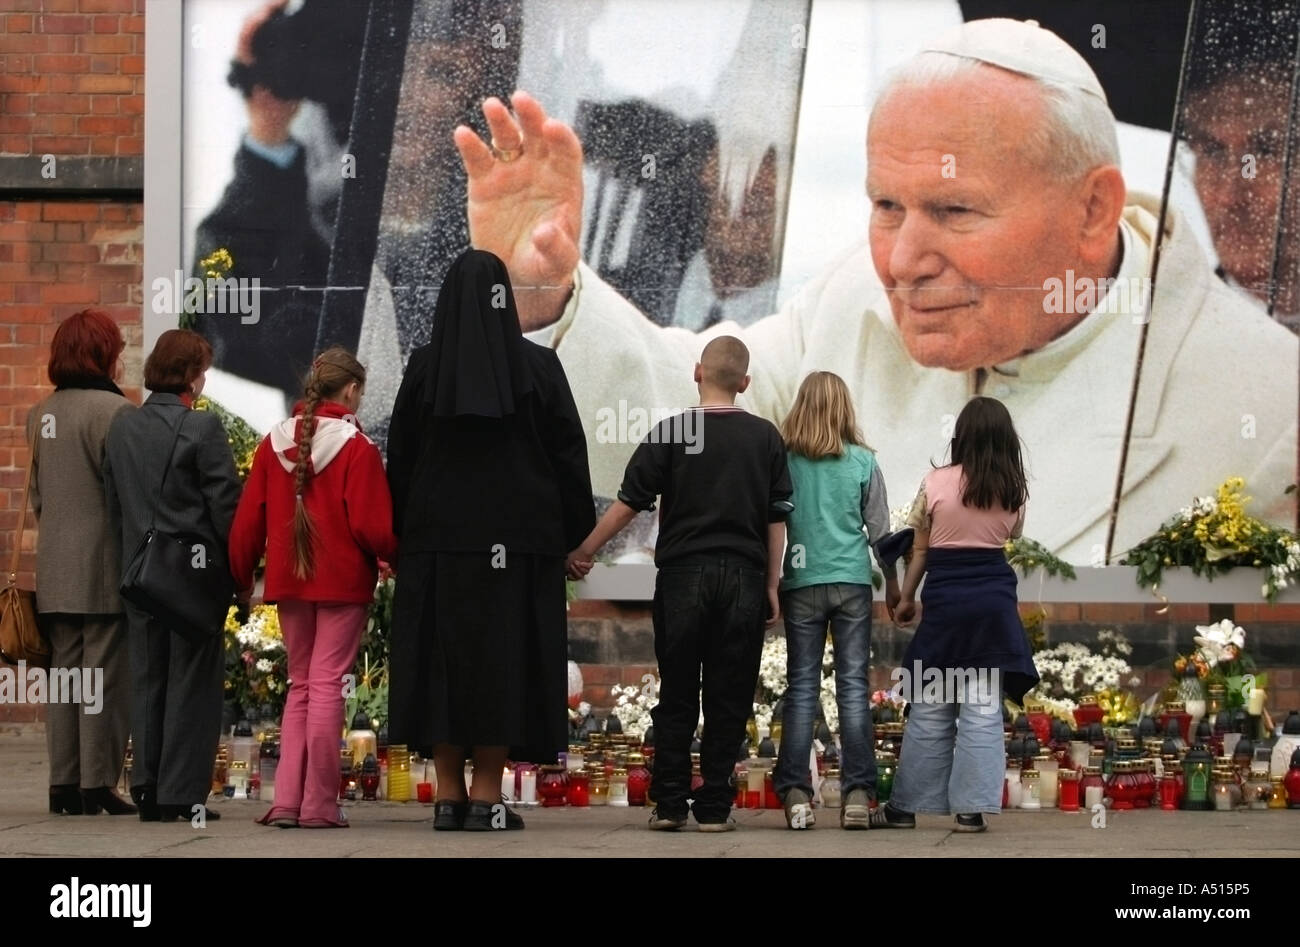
416,782,433,804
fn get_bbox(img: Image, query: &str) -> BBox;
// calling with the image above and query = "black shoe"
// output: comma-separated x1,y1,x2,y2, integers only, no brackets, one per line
131,784,162,822
954,813,987,833
868,802,916,829
463,800,524,831
80,787,137,816
49,785,84,815
432,800,468,831
159,803,221,822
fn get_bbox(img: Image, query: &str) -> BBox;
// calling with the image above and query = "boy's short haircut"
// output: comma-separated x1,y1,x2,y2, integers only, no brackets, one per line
700,336,750,393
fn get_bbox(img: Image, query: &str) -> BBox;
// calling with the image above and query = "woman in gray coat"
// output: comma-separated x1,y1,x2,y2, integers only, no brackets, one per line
27,309,136,816
104,329,242,822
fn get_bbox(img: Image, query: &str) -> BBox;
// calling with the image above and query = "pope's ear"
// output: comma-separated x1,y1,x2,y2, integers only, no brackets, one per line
1077,164,1126,264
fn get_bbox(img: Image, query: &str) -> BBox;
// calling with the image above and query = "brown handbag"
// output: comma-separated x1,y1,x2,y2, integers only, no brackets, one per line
1,439,50,668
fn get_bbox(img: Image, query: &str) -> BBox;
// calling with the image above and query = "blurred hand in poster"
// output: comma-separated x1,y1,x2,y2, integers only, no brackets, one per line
454,91,584,331
236,0,300,147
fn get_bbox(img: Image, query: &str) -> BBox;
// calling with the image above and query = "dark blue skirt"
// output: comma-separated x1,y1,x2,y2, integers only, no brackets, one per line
901,547,1039,705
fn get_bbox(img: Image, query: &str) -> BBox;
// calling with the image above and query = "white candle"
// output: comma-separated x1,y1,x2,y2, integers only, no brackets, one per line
502,766,515,802
1084,785,1103,810
1037,761,1059,808
1247,688,1266,716
520,769,537,805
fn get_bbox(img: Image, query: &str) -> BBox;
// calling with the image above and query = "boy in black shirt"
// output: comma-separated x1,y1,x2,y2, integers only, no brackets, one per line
567,337,793,830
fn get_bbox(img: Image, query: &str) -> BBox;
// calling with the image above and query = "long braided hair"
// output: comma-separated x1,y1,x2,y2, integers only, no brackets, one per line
292,346,366,580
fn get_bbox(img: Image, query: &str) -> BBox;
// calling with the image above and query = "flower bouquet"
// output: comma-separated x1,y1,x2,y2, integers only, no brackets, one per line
1121,477,1300,602
1020,629,1140,724
224,604,288,721
1165,619,1267,712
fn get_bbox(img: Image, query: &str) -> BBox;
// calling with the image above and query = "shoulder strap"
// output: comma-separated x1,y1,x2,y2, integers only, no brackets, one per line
148,409,189,529
9,437,34,582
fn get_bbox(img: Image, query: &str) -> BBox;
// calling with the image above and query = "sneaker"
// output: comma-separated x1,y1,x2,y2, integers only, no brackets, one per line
954,813,987,833
432,800,468,831
647,808,689,831
696,817,737,832
841,789,872,830
868,802,915,829
783,789,816,829
463,800,524,831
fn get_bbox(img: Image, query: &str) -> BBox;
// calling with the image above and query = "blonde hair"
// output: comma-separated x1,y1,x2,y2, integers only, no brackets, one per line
782,371,868,459
292,346,366,580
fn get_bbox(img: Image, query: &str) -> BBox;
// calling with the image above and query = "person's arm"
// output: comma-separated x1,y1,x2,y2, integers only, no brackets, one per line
537,348,597,551
194,411,244,545
894,481,930,624
344,439,399,564
1011,504,1026,540
24,406,41,517
862,462,900,613
766,521,786,627
385,348,426,539
568,436,667,577
764,432,795,624
228,436,270,600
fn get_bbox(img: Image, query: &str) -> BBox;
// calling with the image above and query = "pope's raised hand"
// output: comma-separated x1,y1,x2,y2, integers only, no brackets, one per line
453,91,584,331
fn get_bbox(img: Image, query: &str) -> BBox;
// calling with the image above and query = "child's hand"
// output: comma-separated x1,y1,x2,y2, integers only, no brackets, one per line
765,587,781,627
894,600,917,626
565,548,593,579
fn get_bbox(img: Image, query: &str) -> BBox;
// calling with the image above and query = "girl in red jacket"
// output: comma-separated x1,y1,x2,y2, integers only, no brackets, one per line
230,347,397,828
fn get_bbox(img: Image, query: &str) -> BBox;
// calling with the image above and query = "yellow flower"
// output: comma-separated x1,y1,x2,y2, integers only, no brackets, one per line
200,247,234,279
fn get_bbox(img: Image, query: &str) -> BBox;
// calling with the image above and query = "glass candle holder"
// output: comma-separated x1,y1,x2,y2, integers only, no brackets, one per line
1058,769,1080,812
590,775,609,806
566,770,590,807
1035,757,1059,808
1020,770,1042,809
610,767,629,807
538,765,568,807
1080,766,1105,810
820,769,842,808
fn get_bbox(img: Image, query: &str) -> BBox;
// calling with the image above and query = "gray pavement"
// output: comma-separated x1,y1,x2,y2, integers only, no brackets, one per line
2,727,1298,858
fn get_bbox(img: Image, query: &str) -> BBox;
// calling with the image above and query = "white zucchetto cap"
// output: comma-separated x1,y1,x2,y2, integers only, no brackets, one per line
923,18,1108,104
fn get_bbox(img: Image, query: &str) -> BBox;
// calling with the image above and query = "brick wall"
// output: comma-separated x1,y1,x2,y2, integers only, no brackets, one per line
570,600,1300,722
0,0,145,722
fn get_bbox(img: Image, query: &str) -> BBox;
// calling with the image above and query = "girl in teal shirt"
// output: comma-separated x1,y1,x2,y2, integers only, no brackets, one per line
774,371,898,829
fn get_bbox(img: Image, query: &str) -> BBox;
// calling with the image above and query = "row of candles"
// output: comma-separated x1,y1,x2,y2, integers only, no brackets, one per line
1002,708,1300,812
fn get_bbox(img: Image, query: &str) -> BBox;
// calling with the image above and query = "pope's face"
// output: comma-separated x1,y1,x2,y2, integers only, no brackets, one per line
868,72,1097,371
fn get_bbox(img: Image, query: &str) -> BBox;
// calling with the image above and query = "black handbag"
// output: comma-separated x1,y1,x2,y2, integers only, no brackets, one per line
119,410,234,643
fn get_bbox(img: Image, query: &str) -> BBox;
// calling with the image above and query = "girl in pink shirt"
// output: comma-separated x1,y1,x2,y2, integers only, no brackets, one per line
872,396,1037,833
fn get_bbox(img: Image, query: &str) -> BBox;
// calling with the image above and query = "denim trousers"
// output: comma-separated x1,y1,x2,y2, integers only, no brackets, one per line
773,583,875,799
889,675,1004,815
650,557,767,822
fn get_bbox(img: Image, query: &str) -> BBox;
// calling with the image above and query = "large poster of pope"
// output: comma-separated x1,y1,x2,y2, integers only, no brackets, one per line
177,0,1299,569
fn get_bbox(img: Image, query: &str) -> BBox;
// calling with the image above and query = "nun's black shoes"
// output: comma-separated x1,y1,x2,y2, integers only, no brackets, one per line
463,799,525,831
868,802,915,829
432,799,468,831
79,787,137,816
49,785,83,815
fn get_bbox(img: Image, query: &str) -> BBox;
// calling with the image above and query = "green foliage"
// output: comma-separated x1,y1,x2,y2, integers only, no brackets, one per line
1004,536,1077,580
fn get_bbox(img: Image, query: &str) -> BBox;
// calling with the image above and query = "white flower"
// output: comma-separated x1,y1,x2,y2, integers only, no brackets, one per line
255,658,272,673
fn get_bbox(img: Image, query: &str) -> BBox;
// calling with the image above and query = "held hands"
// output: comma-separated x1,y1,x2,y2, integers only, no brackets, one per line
565,546,595,580
893,598,917,627
453,91,584,330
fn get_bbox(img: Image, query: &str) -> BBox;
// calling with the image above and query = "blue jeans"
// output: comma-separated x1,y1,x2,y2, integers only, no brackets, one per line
773,583,875,799
889,680,1004,814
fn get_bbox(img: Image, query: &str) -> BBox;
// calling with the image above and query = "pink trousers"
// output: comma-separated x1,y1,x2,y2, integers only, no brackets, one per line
261,600,367,825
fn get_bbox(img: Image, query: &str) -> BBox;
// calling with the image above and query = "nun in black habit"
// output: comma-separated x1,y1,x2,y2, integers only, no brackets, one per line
386,249,596,831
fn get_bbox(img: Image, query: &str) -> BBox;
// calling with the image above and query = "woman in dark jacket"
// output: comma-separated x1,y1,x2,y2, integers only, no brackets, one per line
27,309,136,816
387,249,596,832
104,329,243,822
